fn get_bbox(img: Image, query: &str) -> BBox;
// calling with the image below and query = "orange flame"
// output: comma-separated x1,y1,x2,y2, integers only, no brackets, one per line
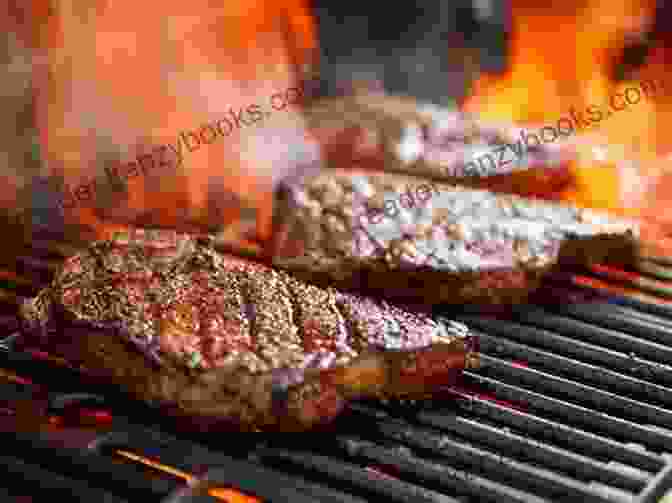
10,1,672,254
27,0,317,247
115,450,261,503
463,0,672,221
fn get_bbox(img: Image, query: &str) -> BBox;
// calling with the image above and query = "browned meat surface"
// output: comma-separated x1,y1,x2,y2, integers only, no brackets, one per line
271,169,640,305
18,234,478,431
305,93,575,199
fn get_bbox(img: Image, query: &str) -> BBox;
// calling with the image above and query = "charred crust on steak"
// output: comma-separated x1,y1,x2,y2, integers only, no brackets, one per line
304,93,575,186
271,169,640,305
19,234,477,431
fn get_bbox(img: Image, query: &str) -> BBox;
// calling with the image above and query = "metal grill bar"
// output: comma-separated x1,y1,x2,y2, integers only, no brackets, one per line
370,404,651,492
2,241,672,502
475,332,672,408
336,436,550,503
640,464,672,503
512,307,672,366
258,447,464,503
477,353,672,429
462,371,672,452
340,436,552,503
0,430,179,500
419,395,665,472
364,421,635,503
189,463,363,503
459,316,672,388
0,454,129,503
92,428,366,503
549,303,672,347
597,304,672,330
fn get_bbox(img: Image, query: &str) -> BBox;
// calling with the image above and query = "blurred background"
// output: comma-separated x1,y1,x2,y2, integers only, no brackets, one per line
1,0,672,260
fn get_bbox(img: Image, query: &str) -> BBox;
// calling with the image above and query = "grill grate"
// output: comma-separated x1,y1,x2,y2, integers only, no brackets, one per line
1,239,672,502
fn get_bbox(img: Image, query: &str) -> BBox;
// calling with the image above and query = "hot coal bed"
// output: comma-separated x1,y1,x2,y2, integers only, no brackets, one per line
0,223,671,503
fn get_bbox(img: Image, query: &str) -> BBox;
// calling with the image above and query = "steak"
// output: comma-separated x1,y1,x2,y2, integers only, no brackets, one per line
271,168,640,305
18,233,478,431
305,93,575,199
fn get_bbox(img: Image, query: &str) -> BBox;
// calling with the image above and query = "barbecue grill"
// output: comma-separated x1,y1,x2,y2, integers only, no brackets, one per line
1,227,671,503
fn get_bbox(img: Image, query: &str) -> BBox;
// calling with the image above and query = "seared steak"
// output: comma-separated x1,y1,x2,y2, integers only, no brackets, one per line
19,233,478,431
271,169,640,305
305,93,575,199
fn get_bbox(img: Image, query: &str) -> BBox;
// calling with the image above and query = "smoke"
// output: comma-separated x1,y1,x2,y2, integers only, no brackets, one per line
312,1,482,106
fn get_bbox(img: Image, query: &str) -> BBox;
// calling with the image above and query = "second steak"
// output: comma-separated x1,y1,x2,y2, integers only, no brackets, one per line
271,169,640,305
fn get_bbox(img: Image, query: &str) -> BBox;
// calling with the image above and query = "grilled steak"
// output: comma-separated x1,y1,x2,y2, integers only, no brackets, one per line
306,93,575,199
18,233,478,431
271,168,640,305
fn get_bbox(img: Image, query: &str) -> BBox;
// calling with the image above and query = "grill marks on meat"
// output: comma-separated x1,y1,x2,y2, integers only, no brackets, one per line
335,293,436,353
199,273,251,369
19,235,477,431
284,276,359,366
23,235,463,374
240,266,302,371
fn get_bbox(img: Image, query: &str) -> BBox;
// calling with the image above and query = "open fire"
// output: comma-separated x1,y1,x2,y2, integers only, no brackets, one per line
463,0,672,224
3,3,672,495
3,0,672,260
